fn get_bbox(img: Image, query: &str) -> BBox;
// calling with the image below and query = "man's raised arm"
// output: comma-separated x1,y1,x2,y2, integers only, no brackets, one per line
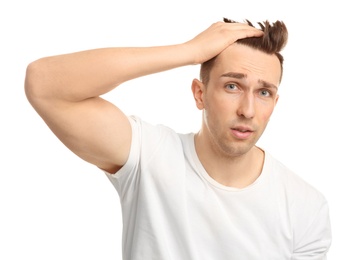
24,21,263,173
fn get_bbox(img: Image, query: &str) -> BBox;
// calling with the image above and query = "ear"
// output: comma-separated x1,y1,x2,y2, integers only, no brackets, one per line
191,79,205,110
274,94,279,106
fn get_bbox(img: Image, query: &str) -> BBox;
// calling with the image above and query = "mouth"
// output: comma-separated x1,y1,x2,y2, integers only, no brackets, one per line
232,125,254,132
230,127,254,139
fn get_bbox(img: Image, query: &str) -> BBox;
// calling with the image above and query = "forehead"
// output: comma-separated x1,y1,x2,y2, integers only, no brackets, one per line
211,44,281,87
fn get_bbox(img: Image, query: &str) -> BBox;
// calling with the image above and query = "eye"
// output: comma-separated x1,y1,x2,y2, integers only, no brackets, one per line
225,83,238,91
259,89,271,97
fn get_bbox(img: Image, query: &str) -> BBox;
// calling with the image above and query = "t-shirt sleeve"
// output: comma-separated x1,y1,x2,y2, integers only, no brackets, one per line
103,115,143,198
103,115,178,199
292,193,332,259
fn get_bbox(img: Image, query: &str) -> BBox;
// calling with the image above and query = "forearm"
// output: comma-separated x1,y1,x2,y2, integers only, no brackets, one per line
25,21,264,103
25,44,193,102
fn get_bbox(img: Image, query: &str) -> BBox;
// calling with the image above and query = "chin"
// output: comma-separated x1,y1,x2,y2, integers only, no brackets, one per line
220,143,254,158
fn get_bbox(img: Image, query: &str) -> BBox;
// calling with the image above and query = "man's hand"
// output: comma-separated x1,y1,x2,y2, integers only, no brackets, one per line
184,21,264,64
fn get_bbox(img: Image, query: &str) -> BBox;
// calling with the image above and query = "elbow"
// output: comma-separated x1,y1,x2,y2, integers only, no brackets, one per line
24,59,48,105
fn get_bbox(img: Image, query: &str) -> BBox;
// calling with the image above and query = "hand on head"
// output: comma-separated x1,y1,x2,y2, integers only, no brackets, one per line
185,19,264,65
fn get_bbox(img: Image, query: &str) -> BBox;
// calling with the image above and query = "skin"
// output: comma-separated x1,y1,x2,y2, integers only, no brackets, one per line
192,44,281,188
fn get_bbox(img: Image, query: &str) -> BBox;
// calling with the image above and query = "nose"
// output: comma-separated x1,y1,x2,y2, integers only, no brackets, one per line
237,93,255,119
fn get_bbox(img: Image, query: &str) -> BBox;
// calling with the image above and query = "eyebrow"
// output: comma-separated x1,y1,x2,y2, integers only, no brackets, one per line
221,72,278,90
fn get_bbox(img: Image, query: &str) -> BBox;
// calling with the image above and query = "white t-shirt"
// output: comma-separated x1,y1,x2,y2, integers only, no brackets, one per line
105,116,331,260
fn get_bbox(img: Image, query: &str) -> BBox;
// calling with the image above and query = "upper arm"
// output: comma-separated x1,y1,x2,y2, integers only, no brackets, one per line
24,56,132,174
29,95,132,174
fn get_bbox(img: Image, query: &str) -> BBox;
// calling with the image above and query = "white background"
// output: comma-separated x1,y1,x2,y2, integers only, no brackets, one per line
1,0,356,259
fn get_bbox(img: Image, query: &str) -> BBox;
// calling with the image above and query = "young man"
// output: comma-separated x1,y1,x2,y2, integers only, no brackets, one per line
25,18,331,259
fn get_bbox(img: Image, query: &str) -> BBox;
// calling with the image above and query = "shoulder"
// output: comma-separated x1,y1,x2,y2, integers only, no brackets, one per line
127,116,176,149
129,115,188,160
107,116,186,178
129,115,179,140
267,152,327,203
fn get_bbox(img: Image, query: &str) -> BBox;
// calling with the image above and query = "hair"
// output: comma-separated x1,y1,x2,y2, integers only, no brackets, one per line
200,17,288,85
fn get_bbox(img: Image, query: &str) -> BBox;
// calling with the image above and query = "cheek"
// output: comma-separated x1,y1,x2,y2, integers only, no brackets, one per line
256,103,275,123
203,97,230,126
206,96,232,115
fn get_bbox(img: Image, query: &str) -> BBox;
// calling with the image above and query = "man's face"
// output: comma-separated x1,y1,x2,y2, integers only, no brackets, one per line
194,44,281,158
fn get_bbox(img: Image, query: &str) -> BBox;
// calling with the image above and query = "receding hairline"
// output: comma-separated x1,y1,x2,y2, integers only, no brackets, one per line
200,18,288,85
201,42,283,86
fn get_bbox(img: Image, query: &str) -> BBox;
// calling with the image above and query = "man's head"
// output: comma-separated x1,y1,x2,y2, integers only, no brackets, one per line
200,18,288,86
192,18,288,158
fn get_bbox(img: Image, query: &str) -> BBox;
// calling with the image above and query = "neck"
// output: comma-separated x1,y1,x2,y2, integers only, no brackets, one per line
194,131,264,189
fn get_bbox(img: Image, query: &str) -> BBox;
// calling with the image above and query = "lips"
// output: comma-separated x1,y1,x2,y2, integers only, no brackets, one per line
230,126,254,139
